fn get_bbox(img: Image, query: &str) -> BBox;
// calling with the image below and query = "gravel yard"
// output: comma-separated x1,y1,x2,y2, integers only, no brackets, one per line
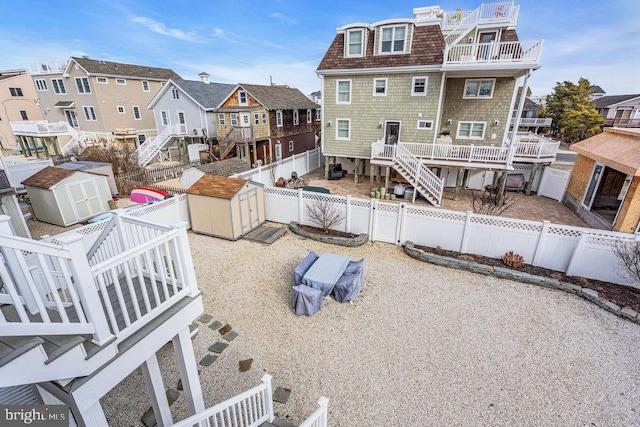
98,228,640,426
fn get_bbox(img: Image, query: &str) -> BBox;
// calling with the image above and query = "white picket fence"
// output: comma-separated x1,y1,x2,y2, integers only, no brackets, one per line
263,187,637,287
232,148,323,186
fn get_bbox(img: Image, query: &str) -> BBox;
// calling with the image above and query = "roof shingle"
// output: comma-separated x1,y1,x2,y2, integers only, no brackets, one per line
237,84,319,110
186,175,248,199
173,80,236,109
71,57,180,80
22,166,78,189
594,94,640,109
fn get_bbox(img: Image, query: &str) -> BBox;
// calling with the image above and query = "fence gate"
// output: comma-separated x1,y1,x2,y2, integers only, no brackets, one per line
537,167,570,202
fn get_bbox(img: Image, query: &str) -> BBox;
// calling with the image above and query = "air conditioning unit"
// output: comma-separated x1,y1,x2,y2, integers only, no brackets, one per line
192,128,206,137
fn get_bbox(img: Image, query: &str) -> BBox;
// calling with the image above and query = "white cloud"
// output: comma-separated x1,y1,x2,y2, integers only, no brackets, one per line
270,13,297,24
213,28,224,37
131,16,200,42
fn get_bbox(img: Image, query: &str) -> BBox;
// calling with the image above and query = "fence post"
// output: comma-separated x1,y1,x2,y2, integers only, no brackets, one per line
261,374,275,422
369,199,377,241
306,150,310,174
565,231,588,276
171,222,200,297
395,202,406,245
56,233,114,345
345,195,351,233
459,211,473,253
111,208,132,251
298,189,304,224
532,220,550,266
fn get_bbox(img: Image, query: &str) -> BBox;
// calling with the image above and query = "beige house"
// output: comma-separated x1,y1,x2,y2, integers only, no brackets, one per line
316,2,556,206
11,57,180,156
0,70,44,153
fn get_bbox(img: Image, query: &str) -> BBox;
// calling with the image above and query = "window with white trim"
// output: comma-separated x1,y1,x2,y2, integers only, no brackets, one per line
254,113,260,125
262,112,267,124
417,120,433,130
9,87,23,96
160,110,169,126
276,110,283,127
116,78,126,85
457,121,486,139
238,91,248,105
96,77,108,84
20,110,28,120
463,79,495,99
133,106,141,120
172,88,179,99
316,109,321,121
293,110,299,125
142,80,150,91
138,134,146,145
411,76,428,96
336,119,350,140
35,79,47,91
75,77,91,94
117,106,126,114
346,29,364,57
52,78,66,94
83,106,96,121
307,109,312,123
230,113,238,126
373,78,387,96
275,142,282,160
336,80,351,104
218,113,225,125
380,25,407,54
289,140,294,152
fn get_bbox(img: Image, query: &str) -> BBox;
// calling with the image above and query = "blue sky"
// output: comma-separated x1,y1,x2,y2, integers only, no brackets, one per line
0,0,638,97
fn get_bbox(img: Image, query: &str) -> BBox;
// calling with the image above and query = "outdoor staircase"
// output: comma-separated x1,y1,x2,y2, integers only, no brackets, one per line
136,124,185,166
393,144,444,206
443,1,516,45
61,124,88,156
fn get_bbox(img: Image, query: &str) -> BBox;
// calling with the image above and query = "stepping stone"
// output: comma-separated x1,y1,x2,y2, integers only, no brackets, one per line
141,407,155,427
209,342,228,353
198,314,213,324
272,417,297,427
218,324,232,335
208,321,223,331
199,354,218,366
273,387,291,404
239,358,253,372
166,388,180,406
223,331,238,342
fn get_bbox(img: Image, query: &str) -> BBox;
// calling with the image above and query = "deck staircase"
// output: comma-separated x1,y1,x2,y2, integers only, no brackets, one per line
392,144,444,206
136,124,186,166
61,124,88,156
443,1,517,46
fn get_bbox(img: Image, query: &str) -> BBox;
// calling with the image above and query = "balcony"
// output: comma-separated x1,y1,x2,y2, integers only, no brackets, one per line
443,40,543,70
442,2,519,31
512,117,553,127
604,118,640,128
11,120,71,137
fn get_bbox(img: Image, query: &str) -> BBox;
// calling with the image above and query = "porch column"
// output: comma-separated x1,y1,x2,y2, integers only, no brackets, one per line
172,327,205,422
496,171,508,206
354,159,360,184
324,156,331,180
369,164,374,187
492,170,500,188
18,136,27,156
453,168,464,201
525,163,538,195
141,353,173,427
511,69,532,146
384,166,390,192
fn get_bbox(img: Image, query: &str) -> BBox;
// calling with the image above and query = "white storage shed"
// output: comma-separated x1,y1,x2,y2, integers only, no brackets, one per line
56,161,118,195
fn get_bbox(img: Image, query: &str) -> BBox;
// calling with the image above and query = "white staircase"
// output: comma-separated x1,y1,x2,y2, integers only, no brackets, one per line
136,124,184,166
393,144,444,206
443,1,516,45
61,124,87,155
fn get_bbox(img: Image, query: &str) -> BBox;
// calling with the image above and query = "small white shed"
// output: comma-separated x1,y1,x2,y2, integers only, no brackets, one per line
180,167,206,190
57,161,118,195
186,175,265,240
22,166,112,227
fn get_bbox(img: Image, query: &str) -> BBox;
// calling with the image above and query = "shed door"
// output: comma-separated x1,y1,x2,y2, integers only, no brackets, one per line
66,179,104,221
238,188,260,235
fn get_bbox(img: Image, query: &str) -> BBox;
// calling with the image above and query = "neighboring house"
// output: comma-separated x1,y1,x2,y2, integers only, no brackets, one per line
0,70,44,153
144,74,236,166
589,85,606,100
565,127,640,233
594,94,640,128
316,1,555,206
11,56,180,156
511,87,551,133
309,90,322,104
215,83,321,167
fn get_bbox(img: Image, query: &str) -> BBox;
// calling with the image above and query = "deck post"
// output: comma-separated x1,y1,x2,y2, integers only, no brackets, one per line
172,326,206,425
324,156,330,180
171,222,200,297
496,171,508,206
141,353,173,427
354,158,360,184
453,168,464,201
525,163,538,195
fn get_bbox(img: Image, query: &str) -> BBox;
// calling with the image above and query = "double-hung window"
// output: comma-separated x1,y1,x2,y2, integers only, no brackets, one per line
52,78,66,94
346,29,364,57
457,121,486,140
336,80,351,104
83,106,97,121
133,106,142,120
172,88,180,99
142,81,150,92
218,113,225,125
463,79,495,98
75,77,91,94
380,25,406,54
254,113,260,125
230,113,238,126
289,140,294,152
276,110,283,127
307,109,312,123
373,78,387,96
261,112,267,124
35,80,47,91
411,77,428,96
336,119,350,140
293,110,299,125
9,88,23,97
238,91,248,105
20,110,28,120
160,110,169,126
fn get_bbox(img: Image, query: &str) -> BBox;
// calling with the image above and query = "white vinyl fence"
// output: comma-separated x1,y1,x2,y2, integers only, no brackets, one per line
232,148,322,186
264,187,637,287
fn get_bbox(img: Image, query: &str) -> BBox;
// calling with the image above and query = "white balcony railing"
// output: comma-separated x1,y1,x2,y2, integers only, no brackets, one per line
512,117,553,127
442,1,519,32
10,120,71,136
444,40,544,66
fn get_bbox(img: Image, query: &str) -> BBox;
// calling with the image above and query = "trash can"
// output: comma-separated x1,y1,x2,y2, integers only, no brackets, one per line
404,188,414,200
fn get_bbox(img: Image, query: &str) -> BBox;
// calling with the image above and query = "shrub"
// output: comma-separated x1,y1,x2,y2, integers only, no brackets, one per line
305,199,344,233
502,251,525,269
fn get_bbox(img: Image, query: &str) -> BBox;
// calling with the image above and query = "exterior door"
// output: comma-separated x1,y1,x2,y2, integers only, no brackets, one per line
478,31,498,60
239,113,252,140
66,179,104,221
177,111,187,134
64,110,79,128
238,188,260,235
385,121,400,145
583,163,604,209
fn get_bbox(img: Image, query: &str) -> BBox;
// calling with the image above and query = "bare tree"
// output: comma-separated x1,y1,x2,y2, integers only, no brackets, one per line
612,238,640,285
305,199,344,233
471,190,514,216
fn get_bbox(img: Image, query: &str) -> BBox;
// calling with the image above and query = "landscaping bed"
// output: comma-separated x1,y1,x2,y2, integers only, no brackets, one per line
288,222,368,247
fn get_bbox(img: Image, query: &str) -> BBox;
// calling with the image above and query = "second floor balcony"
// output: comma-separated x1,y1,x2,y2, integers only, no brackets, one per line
512,117,553,127
443,40,543,70
11,120,71,137
604,118,640,128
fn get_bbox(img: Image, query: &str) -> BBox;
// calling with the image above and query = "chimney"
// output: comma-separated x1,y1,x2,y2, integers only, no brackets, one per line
198,72,210,84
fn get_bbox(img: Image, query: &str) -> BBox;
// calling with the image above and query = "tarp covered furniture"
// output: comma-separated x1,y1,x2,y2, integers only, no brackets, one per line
302,253,350,296
328,163,347,180
292,284,323,316
332,259,364,303
506,173,526,192
294,251,319,284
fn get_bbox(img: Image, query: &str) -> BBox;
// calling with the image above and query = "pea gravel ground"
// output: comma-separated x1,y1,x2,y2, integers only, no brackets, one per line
91,227,640,426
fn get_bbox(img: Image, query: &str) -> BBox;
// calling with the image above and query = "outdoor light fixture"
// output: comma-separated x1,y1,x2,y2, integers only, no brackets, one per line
378,122,383,128
327,121,332,127
446,119,452,124
493,120,500,126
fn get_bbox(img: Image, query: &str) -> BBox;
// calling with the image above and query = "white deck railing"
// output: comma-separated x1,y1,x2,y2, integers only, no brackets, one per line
10,121,70,136
395,143,444,206
171,374,274,427
136,124,186,166
298,397,330,427
444,40,543,65
442,2,519,39
512,117,552,127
